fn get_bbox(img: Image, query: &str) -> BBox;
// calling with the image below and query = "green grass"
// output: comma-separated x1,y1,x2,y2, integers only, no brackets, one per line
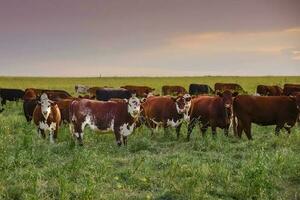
0,76,300,200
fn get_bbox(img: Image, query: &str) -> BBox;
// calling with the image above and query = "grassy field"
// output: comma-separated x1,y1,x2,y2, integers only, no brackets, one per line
0,76,300,200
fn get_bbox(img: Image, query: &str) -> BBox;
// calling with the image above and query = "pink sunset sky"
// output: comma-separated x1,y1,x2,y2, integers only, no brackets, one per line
0,0,299,76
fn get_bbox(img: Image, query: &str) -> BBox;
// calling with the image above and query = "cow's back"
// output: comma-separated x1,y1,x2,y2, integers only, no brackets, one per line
142,97,178,121
234,95,298,125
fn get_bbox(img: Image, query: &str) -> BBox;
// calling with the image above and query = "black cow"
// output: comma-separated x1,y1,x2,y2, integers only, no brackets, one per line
189,84,214,95
0,88,25,112
96,88,132,101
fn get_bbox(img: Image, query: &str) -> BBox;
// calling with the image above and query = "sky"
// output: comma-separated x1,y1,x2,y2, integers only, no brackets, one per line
0,0,299,76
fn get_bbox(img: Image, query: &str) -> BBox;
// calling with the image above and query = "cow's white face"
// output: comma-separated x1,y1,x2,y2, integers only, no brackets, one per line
40,93,52,120
175,94,192,115
128,97,141,118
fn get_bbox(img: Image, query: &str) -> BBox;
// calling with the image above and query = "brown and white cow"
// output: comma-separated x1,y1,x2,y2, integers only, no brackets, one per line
233,95,300,140
69,96,141,146
187,91,238,140
33,93,61,143
140,94,192,138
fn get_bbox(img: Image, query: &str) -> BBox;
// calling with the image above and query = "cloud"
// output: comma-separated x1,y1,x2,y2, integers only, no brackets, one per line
160,28,300,56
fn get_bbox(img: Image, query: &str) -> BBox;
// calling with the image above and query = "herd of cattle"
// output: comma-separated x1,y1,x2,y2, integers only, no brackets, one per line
0,83,299,146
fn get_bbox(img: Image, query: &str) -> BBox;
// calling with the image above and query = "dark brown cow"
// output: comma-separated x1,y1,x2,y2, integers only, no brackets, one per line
256,85,283,96
233,95,300,140
33,94,61,143
23,99,38,122
46,91,72,101
214,83,246,93
87,87,104,96
187,91,238,140
56,99,74,123
23,88,37,100
140,94,192,138
283,84,300,96
121,85,155,97
23,88,72,101
69,96,141,146
162,85,187,96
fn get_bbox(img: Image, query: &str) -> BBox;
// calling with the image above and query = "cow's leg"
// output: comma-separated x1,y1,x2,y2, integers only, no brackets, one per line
73,122,84,146
237,119,243,138
284,127,291,134
211,126,217,136
283,122,294,134
187,118,197,141
275,126,281,135
176,123,182,139
122,135,128,146
243,120,252,140
275,122,285,135
49,122,57,144
200,123,208,137
0,98,4,113
38,128,46,139
114,130,122,146
224,124,230,136
147,120,156,137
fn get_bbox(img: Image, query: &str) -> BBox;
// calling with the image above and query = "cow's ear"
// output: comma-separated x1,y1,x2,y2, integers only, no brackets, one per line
124,99,129,103
217,92,223,97
37,100,41,105
233,92,239,97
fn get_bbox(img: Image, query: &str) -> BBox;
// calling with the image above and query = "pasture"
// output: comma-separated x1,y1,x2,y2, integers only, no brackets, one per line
0,76,300,200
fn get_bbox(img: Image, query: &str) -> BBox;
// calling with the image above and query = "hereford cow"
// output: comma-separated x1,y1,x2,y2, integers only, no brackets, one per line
33,94,61,143
256,85,283,96
162,85,187,96
283,84,300,96
96,88,131,101
214,83,246,94
233,95,300,140
140,94,192,138
69,96,141,146
121,85,155,97
187,91,238,140
75,84,89,94
189,84,214,95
